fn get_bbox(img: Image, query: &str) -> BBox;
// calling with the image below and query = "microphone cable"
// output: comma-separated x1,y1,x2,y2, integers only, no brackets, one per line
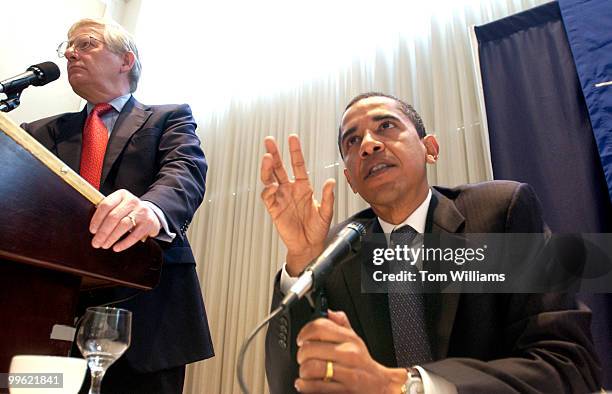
236,306,283,394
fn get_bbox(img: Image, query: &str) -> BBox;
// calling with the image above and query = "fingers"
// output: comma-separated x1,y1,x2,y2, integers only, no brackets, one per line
288,134,309,180
111,212,158,252
90,190,161,252
298,359,357,393
264,136,290,184
297,341,343,365
262,134,317,185
295,374,346,393
260,152,282,212
299,359,351,382
327,310,352,329
90,190,128,234
263,135,310,183
99,215,137,250
260,153,277,185
261,135,336,226
319,178,336,223
260,183,279,211
297,317,359,348
91,190,136,248
296,336,353,392
295,313,376,393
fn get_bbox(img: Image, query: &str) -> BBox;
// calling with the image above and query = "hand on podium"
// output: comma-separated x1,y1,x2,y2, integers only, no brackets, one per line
89,189,161,252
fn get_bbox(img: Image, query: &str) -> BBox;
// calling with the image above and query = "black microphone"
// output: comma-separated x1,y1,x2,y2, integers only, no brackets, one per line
0,62,60,95
280,222,366,310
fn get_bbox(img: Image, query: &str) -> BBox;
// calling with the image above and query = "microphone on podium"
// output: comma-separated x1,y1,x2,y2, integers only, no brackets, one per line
1,62,61,112
0,62,60,94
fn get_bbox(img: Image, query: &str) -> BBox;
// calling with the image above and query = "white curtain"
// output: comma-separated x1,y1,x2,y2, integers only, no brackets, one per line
130,0,548,392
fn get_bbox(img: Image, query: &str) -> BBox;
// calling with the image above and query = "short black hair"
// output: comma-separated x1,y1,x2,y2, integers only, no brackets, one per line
338,92,426,158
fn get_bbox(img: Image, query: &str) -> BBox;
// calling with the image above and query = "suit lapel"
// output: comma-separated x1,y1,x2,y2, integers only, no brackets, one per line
339,189,467,364
101,97,152,186
426,188,465,360
340,216,398,366
429,188,465,234
54,109,87,171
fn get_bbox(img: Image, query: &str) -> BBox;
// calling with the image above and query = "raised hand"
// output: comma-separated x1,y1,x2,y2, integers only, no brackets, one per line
260,134,335,276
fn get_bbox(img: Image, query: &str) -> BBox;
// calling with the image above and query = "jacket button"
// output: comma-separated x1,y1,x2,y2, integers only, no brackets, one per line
279,332,287,341
279,325,288,334
278,339,287,349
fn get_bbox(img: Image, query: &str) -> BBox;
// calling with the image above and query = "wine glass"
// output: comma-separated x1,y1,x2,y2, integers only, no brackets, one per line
76,307,132,394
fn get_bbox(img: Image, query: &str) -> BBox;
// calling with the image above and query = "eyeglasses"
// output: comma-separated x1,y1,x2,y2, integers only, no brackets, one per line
56,35,103,58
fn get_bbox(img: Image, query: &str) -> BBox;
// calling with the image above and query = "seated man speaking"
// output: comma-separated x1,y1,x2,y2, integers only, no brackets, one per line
260,93,600,393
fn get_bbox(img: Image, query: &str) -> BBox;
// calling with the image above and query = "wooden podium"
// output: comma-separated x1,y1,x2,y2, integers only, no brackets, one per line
0,113,163,373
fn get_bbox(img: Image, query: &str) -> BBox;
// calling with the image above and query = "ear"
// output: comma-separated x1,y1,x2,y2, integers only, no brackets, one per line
343,167,358,194
423,135,439,164
120,51,136,74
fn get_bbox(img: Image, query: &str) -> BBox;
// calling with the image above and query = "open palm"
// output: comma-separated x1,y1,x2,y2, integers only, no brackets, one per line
260,135,335,275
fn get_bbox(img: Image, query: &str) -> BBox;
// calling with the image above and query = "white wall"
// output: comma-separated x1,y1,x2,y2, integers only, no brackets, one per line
0,0,112,124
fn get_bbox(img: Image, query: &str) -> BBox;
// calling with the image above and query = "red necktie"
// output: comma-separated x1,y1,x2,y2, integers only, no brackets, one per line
80,103,113,189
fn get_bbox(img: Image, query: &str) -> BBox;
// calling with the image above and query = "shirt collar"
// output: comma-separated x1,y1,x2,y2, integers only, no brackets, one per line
86,93,132,115
377,188,432,234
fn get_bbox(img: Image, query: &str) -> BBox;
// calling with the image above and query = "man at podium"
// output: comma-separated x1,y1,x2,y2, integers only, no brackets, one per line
261,93,601,393
20,18,213,394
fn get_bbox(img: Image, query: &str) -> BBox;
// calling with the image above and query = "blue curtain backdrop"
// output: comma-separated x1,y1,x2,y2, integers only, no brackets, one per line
475,1,612,386
559,0,612,203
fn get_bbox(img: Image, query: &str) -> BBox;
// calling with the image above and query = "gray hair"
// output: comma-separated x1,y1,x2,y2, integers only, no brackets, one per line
68,18,142,93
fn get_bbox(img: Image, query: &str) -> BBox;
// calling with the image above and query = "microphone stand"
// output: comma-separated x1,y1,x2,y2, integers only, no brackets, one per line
307,287,329,319
0,91,22,112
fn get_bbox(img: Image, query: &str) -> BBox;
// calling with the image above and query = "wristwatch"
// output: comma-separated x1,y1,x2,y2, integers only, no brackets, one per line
400,367,424,394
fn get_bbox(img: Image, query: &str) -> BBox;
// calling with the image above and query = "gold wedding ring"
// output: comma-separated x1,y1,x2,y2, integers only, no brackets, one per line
127,213,136,230
323,360,334,382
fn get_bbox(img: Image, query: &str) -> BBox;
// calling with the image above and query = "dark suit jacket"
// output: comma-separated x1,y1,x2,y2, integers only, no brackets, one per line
266,181,601,393
22,97,214,372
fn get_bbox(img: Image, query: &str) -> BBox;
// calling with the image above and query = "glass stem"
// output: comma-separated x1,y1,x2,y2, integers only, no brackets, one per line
89,370,106,394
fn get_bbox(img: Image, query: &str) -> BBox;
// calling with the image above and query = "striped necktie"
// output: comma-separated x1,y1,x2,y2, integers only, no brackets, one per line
388,225,433,367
